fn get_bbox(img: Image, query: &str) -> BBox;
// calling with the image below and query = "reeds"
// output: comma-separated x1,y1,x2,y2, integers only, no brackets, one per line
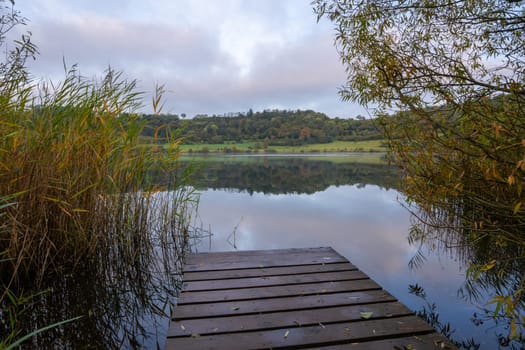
0,66,197,346
1,66,192,281
1,4,196,346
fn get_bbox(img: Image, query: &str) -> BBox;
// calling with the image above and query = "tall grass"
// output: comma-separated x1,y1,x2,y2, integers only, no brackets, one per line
0,67,196,348
1,66,192,281
2,3,195,346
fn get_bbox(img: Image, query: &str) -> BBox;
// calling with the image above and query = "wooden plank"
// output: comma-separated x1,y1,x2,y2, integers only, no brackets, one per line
177,279,381,304
182,262,356,281
184,248,347,272
165,315,435,350
183,257,347,272
187,247,337,261
185,248,342,264
314,333,456,349
182,270,368,291
169,301,412,337
173,290,396,319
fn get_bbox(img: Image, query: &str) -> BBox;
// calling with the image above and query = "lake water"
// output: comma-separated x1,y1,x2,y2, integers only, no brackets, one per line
186,153,510,350
9,153,518,349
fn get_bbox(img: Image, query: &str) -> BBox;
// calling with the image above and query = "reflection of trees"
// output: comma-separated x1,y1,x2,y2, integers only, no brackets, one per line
11,259,181,349
182,158,400,194
408,193,525,348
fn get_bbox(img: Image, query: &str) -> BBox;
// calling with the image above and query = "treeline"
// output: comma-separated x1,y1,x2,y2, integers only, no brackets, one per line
138,109,381,145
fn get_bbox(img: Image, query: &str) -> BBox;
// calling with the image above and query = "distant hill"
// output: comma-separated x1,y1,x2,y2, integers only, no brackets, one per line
138,109,382,146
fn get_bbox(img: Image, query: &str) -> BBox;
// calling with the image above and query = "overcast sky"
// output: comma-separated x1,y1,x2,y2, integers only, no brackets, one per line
14,0,369,118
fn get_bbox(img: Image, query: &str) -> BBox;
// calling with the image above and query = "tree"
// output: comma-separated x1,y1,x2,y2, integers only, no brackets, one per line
314,0,524,108
315,0,525,337
314,0,525,232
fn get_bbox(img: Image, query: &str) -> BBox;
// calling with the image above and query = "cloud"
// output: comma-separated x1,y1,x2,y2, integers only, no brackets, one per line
14,0,368,117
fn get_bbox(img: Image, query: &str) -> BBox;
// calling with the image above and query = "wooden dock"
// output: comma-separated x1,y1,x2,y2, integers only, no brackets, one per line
165,247,456,349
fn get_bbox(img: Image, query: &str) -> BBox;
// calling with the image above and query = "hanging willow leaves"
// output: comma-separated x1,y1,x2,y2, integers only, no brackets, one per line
315,0,525,342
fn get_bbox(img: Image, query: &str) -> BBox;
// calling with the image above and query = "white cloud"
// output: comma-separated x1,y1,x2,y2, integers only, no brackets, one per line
13,0,368,117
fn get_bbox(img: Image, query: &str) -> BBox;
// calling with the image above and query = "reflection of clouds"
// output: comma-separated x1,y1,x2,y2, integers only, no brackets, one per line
195,185,413,278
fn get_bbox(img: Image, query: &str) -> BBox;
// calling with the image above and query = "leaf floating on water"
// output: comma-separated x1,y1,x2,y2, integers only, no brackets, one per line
180,324,186,330
360,311,374,319
284,330,290,338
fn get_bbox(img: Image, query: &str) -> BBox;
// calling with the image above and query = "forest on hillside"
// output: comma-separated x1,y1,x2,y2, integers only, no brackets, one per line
138,109,381,146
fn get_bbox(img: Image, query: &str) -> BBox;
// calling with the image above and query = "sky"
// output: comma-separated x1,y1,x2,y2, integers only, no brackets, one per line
12,0,370,118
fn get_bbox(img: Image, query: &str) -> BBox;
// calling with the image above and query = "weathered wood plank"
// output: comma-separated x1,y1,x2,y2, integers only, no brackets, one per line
183,258,347,272
184,248,347,272
314,333,456,349
185,248,341,265
173,290,396,319
182,270,368,292
169,301,412,337
186,247,337,261
177,279,381,304
182,262,356,281
165,315,435,350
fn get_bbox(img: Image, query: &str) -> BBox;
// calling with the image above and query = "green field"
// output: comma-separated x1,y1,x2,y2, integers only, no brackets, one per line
179,152,388,165
177,140,386,154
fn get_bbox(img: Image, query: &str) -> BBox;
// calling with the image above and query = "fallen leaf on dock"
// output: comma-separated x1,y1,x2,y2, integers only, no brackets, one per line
360,311,373,319
232,306,240,311
180,324,186,330
284,330,290,338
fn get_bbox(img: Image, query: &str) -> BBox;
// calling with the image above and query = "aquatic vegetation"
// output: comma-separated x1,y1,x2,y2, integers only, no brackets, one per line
0,2,196,347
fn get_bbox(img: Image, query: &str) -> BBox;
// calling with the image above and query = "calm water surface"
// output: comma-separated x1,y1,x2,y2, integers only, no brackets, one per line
14,153,515,349
188,153,503,349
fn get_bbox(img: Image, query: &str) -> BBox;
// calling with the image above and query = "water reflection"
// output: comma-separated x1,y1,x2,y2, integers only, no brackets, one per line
182,153,400,194
1,190,191,349
190,154,516,349
409,201,525,349
11,266,174,349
